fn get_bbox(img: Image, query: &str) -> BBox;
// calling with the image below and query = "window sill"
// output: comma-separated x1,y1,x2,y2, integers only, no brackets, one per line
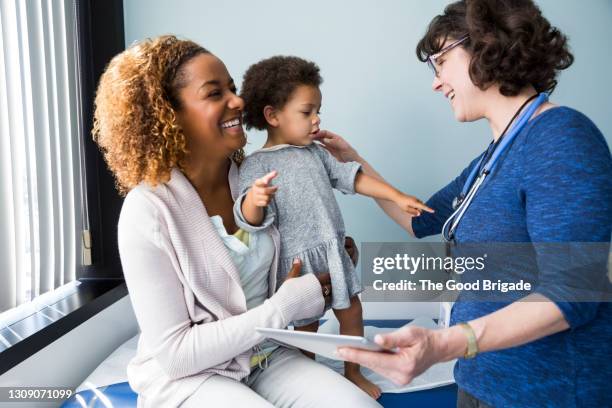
0,279,127,376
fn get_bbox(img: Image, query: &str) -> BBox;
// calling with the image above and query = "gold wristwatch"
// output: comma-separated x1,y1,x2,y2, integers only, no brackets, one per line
458,322,478,359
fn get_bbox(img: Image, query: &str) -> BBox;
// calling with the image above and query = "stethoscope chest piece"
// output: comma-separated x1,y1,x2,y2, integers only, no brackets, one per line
452,195,464,210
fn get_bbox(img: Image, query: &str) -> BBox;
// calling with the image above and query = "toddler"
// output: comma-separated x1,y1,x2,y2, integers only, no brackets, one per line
234,56,432,399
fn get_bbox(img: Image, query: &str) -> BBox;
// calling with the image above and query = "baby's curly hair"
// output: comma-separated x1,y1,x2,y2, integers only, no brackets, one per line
240,56,322,130
416,0,573,96
93,35,244,195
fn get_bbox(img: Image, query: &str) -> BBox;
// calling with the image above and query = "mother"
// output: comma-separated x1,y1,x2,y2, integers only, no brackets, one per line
324,0,612,407
93,36,381,407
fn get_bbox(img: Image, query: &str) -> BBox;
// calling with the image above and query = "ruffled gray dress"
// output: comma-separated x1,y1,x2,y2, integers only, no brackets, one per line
233,143,363,326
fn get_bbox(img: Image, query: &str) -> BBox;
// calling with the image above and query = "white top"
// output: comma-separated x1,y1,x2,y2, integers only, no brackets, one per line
118,163,325,408
209,215,273,310
209,215,279,367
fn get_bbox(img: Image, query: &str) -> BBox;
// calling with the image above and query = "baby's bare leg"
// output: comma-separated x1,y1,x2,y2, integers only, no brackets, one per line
294,320,319,360
333,296,382,400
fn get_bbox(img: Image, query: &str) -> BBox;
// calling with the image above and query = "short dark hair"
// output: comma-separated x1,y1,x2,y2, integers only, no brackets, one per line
240,56,322,130
416,0,574,96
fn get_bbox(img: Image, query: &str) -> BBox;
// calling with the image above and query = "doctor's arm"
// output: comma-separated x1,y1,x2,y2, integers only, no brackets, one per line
337,295,569,386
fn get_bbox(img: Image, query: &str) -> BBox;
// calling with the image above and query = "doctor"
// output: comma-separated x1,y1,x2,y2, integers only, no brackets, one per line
322,0,612,407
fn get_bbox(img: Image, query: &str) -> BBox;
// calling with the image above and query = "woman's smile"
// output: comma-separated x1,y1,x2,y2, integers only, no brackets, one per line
220,116,245,136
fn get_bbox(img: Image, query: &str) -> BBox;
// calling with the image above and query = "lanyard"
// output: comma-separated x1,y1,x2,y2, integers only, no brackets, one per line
443,93,549,242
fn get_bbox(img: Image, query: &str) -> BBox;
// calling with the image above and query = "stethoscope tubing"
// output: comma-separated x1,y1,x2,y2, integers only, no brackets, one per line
442,93,549,242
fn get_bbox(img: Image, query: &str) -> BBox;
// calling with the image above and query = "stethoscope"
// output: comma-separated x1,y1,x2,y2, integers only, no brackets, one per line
442,92,549,243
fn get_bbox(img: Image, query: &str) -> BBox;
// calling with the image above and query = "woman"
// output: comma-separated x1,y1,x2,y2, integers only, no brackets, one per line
93,35,381,408
321,1,612,407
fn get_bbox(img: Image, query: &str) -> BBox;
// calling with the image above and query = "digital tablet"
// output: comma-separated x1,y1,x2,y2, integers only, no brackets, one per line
255,327,397,361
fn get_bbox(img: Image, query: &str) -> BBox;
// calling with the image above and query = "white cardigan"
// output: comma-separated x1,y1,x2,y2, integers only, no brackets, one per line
118,162,324,408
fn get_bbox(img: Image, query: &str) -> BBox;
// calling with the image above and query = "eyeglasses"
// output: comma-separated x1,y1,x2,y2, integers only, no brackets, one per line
426,35,469,78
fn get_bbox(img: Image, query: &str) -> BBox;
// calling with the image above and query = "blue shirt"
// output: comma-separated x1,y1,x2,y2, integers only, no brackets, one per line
413,107,612,407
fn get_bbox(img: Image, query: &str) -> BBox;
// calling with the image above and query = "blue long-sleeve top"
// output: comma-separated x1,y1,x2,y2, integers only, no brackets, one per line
412,106,612,407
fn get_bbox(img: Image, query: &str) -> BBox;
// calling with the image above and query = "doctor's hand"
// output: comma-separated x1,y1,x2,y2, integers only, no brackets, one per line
337,326,453,386
313,130,360,163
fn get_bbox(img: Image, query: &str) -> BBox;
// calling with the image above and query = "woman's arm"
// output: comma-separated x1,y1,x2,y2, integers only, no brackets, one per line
314,130,417,236
119,193,325,381
337,294,569,386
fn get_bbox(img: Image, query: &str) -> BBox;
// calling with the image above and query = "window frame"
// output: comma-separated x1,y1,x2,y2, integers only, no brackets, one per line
0,0,127,376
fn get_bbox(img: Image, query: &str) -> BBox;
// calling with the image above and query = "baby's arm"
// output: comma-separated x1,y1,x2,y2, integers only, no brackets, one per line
355,173,434,216
310,143,433,216
241,171,278,226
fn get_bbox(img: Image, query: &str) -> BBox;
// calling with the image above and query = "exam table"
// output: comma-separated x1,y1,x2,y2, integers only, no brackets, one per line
61,320,458,407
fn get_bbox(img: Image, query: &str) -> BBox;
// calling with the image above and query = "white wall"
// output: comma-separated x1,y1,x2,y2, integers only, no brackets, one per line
123,0,612,242
123,0,612,314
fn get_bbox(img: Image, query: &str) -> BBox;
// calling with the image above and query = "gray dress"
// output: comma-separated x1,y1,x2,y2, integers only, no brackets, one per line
233,143,363,326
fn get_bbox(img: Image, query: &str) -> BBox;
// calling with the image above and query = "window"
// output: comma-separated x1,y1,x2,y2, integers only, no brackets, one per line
0,0,125,373
0,0,89,321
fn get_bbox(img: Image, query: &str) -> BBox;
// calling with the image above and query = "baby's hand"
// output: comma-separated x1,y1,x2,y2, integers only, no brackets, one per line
247,171,279,207
393,193,434,217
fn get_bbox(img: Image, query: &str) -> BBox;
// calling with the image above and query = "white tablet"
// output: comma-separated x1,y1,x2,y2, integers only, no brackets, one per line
255,327,397,361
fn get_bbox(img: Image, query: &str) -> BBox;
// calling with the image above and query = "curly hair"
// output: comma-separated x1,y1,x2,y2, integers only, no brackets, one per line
240,56,322,130
92,35,244,195
416,0,574,96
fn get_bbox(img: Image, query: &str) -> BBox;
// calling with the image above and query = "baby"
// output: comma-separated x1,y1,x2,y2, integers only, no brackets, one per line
234,56,432,399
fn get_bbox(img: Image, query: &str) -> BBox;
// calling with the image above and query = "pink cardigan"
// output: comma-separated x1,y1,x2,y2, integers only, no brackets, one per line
118,162,324,408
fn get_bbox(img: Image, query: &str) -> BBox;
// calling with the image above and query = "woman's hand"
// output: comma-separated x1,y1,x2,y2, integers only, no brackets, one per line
344,236,359,266
337,326,451,386
284,259,332,308
313,130,360,163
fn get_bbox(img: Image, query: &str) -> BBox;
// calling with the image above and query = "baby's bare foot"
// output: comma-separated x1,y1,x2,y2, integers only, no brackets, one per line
345,370,381,400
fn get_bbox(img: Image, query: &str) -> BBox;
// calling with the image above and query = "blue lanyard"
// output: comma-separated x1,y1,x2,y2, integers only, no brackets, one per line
445,93,549,241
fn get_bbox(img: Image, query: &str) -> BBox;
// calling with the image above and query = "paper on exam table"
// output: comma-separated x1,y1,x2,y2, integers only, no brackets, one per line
316,317,456,393
76,317,454,394
75,334,139,392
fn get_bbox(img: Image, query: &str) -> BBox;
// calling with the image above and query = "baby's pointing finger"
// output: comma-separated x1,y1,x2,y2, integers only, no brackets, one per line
258,186,278,196
254,174,275,188
255,186,278,197
258,170,278,186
